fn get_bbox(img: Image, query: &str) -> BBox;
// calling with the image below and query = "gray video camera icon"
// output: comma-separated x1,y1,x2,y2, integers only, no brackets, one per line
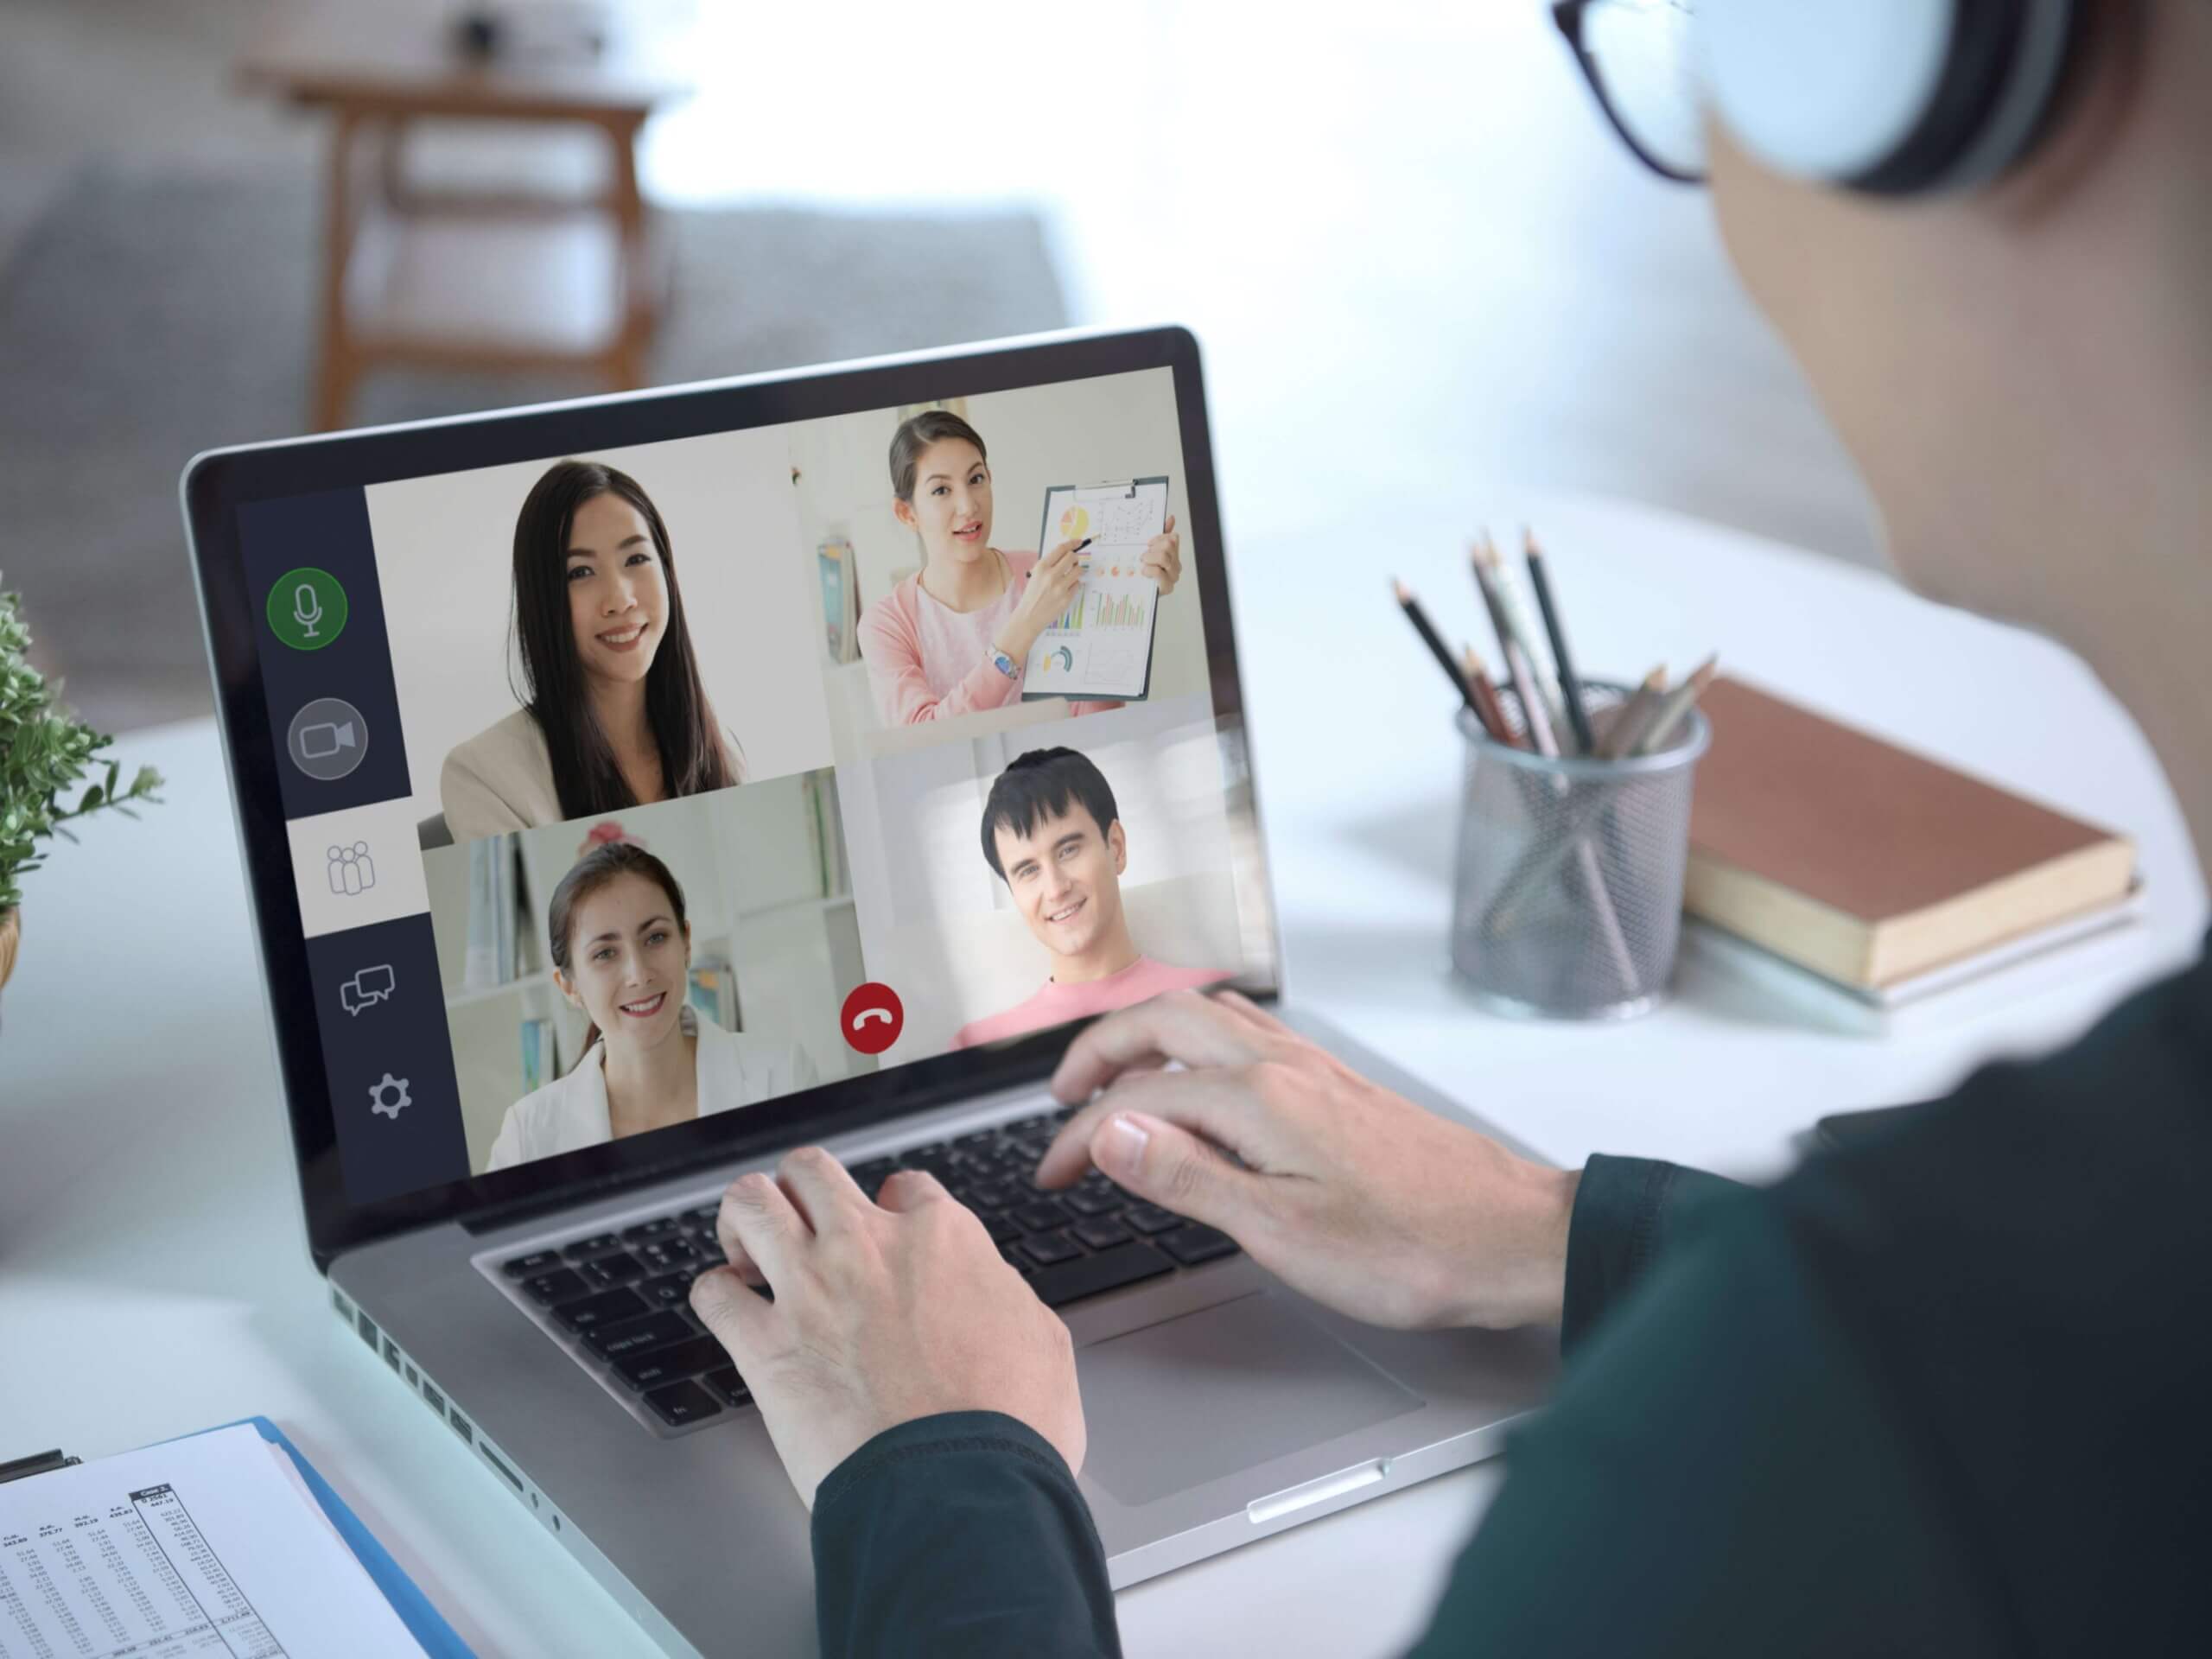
298,720,358,760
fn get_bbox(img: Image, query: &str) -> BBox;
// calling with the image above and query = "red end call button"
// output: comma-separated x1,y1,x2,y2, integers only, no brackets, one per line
841,982,905,1055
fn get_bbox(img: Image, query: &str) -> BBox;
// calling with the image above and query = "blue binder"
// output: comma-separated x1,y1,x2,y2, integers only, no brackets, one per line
197,1418,476,1659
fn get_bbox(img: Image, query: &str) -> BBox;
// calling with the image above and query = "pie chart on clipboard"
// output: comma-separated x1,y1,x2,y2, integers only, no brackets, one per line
1058,505,1090,543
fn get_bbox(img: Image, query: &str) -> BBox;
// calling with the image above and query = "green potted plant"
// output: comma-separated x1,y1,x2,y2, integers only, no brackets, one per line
0,573,162,996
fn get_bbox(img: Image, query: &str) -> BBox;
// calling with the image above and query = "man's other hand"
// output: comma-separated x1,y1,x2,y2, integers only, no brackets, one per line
691,1149,1084,1509
1039,990,1578,1331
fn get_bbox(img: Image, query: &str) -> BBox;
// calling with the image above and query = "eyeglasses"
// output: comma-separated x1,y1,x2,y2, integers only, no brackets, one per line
1553,0,1707,186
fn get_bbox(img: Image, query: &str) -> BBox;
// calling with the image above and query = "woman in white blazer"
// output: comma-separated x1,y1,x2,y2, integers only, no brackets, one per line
486,841,814,1173
442,460,745,842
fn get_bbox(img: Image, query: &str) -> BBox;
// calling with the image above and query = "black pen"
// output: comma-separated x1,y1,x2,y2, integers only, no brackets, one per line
1524,530,1596,754
1392,579,1478,715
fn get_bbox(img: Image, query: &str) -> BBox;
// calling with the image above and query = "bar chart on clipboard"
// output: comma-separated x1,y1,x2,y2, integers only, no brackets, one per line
1025,477,1170,701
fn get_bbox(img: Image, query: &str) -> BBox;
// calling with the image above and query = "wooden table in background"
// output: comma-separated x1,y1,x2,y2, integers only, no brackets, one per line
239,2,690,429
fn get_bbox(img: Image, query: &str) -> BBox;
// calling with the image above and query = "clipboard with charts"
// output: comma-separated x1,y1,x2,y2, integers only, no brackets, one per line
1022,476,1171,702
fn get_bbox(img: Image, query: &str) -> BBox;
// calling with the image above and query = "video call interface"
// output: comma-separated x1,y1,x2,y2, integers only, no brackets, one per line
235,366,1270,1205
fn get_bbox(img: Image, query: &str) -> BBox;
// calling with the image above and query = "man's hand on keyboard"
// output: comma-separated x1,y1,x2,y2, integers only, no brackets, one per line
690,1147,1084,1508
1038,989,1579,1332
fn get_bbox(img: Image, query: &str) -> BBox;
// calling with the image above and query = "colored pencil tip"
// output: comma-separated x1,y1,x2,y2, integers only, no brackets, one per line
1469,535,1497,569
1392,577,1413,603
1642,664,1667,690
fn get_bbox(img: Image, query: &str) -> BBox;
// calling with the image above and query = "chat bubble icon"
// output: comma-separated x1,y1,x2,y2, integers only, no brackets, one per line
341,963,397,1016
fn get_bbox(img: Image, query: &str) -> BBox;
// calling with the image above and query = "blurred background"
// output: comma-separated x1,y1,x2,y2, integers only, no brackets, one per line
1,0,1873,735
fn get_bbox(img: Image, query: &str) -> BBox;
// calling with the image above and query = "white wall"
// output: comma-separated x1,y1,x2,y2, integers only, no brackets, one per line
786,366,1209,758
838,695,1255,1061
365,426,835,826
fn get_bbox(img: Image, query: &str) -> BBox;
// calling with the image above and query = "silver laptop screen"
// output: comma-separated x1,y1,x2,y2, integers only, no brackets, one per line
238,363,1274,1205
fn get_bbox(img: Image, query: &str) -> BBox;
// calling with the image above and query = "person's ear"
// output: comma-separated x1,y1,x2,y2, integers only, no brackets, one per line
1109,819,1127,875
891,495,916,531
553,967,582,1013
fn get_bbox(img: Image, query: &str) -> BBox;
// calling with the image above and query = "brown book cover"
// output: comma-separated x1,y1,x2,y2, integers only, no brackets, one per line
1685,678,2137,987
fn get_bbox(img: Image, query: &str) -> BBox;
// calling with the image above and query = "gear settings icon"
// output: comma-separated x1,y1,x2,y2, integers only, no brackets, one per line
368,1072,412,1120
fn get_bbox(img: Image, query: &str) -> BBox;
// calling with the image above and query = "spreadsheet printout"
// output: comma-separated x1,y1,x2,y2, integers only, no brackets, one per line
0,1424,423,1659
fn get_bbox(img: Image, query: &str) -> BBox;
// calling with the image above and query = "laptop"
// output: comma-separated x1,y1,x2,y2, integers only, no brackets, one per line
181,325,1556,1656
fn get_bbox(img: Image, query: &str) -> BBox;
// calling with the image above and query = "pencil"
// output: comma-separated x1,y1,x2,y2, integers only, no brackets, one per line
1468,540,1560,753
1523,530,1596,755
1634,654,1719,755
1392,580,1478,715
1459,645,1518,747
1478,532,1568,736
1597,666,1669,760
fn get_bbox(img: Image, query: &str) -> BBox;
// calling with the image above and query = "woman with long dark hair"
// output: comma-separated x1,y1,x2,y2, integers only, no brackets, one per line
484,842,814,1171
441,460,744,840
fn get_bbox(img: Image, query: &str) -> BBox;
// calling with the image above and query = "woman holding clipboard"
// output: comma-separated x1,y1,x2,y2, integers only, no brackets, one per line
856,410,1182,726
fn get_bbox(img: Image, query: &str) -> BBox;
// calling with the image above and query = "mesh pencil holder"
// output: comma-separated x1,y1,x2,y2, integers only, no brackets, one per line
1450,683,1710,1020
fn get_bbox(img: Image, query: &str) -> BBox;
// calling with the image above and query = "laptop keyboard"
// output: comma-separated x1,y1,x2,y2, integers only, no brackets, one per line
493,1105,1240,1434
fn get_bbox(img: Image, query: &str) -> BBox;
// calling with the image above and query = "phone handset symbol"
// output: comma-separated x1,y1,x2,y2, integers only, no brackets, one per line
840,983,904,1054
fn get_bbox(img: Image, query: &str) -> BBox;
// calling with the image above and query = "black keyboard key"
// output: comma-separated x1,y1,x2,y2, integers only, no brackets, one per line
981,1213,1022,1245
586,1309,694,1360
640,1236,700,1269
955,1129,1003,1152
680,1205,721,1230
1005,1112,1052,1135
503,1249,562,1278
1027,1242,1173,1308
622,1217,681,1243
1019,1231,1083,1268
958,1179,1018,1211
552,1286,648,1333
703,1367,753,1407
1157,1224,1240,1267
1071,1217,1132,1250
999,1245,1034,1275
580,1251,646,1287
643,1380,721,1427
642,1271,694,1307
1123,1205,1184,1236
1065,1185,1129,1218
847,1158,899,1195
520,1268,588,1306
563,1232,621,1260
1011,1198,1071,1233
613,1335,724,1391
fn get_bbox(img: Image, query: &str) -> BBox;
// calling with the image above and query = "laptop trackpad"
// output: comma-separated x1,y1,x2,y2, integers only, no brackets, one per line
1078,1292,1424,1508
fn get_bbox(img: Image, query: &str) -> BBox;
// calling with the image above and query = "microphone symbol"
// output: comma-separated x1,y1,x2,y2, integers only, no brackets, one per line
293,582,322,639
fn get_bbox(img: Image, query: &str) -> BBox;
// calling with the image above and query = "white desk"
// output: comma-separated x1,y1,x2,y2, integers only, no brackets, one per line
3,497,2201,1658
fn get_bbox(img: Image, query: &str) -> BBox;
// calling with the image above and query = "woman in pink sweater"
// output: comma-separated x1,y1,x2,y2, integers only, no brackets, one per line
856,410,1183,725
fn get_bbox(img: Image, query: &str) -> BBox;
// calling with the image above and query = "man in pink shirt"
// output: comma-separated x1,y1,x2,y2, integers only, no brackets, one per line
952,747,1227,1048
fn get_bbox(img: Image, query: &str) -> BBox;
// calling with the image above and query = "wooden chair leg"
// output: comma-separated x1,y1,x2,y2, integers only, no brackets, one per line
312,111,361,430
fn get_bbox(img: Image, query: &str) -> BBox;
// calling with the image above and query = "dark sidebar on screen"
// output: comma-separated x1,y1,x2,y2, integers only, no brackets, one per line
307,918,472,1204
237,488,472,1204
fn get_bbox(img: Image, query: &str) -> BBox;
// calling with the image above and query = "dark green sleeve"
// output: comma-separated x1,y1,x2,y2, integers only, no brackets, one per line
1561,1153,1744,1351
810,1409,1120,1659
1407,1190,2006,1658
